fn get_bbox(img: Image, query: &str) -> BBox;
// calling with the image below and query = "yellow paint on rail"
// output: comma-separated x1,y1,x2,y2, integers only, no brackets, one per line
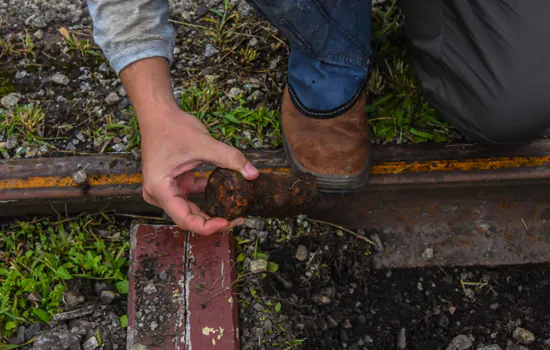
0,156,548,191
0,173,143,190
372,155,550,175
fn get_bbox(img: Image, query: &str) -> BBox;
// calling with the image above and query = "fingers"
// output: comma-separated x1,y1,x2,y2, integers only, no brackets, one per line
204,140,259,181
229,217,247,230
154,178,247,235
164,195,229,235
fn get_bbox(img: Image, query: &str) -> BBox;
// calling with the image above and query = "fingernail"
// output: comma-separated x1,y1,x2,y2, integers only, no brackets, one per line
243,162,259,178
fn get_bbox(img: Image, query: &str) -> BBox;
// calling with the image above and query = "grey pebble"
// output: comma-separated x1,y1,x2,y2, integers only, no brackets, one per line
5,135,18,150
445,334,473,350
248,37,259,46
295,245,308,261
204,43,219,58
100,290,117,305
76,132,86,143
370,233,384,252
228,87,243,98
421,247,434,260
245,217,265,231
65,142,77,152
513,327,535,344
15,71,28,79
51,73,70,86
34,29,44,40
249,259,268,274
396,328,407,349
32,330,81,349
63,291,86,309
144,283,157,295
98,63,110,73
1,93,20,108
83,336,99,350
32,16,48,29
112,143,127,152
105,92,120,105
252,303,264,312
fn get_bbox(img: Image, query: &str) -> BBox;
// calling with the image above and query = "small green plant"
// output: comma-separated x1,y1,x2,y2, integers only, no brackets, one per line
0,31,35,60
20,30,36,58
0,37,16,59
202,0,239,47
58,27,102,57
283,338,306,350
239,47,259,64
0,213,130,340
460,275,490,293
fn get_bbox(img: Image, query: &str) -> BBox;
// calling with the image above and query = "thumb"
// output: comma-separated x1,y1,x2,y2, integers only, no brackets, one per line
205,140,259,180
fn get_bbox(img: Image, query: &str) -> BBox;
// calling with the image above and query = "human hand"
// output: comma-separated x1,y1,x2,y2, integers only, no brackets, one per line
139,105,259,235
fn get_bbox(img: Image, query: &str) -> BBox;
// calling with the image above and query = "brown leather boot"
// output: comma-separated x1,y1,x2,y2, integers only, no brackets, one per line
281,87,371,192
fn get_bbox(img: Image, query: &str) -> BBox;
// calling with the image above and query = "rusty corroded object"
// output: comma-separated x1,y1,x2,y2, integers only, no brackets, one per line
204,168,318,220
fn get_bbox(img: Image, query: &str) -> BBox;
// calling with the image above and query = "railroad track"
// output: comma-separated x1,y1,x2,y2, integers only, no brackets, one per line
1,141,549,349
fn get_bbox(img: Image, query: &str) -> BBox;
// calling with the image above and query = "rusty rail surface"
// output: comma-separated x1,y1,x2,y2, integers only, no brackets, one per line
1,141,549,202
1,142,549,269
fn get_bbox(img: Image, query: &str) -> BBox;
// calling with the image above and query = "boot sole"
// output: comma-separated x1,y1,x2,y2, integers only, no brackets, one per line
282,129,371,194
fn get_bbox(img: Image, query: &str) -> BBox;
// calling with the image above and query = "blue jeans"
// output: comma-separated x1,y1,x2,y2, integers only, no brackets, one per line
249,0,372,118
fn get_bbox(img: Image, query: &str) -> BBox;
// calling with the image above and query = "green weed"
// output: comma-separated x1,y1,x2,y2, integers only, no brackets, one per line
0,104,54,151
367,0,453,143
238,47,260,65
83,109,141,153
283,338,306,350
58,27,102,58
202,0,239,47
180,81,281,148
0,213,130,341
0,31,35,60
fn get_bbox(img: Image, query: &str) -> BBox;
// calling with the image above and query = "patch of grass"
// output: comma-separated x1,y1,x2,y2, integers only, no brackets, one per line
0,213,130,341
171,0,267,57
180,81,281,149
104,109,141,151
0,31,36,60
238,47,260,65
0,103,55,152
82,108,141,153
58,27,102,58
202,0,239,48
367,0,453,143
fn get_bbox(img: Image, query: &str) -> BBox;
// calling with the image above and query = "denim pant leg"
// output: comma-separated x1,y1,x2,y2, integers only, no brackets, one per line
248,0,372,118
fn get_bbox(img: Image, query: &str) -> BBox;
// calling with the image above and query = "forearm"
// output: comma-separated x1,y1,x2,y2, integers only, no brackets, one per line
120,57,179,119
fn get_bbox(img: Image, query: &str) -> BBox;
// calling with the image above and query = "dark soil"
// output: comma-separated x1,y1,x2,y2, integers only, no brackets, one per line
237,216,550,350
10,279,128,349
